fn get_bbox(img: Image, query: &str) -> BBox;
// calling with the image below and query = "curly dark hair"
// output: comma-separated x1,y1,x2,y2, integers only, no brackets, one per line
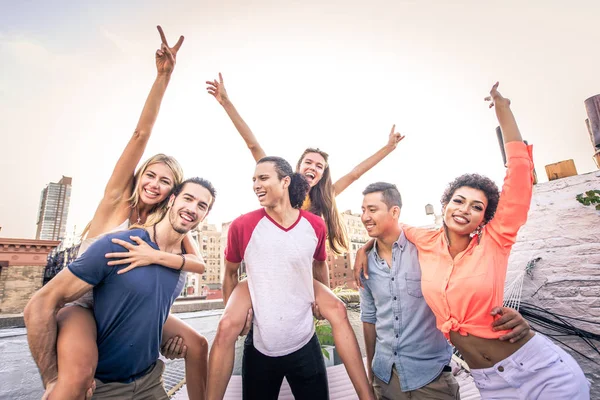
258,156,310,209
441,173,500,223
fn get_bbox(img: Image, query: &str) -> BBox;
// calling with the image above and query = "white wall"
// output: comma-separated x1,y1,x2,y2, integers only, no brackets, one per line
507,170,600,395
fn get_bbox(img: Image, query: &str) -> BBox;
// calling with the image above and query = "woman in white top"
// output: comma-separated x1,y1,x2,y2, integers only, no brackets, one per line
47,26,209,400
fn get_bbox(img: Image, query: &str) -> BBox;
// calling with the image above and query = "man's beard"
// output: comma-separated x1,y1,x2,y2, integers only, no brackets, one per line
169,207,193,234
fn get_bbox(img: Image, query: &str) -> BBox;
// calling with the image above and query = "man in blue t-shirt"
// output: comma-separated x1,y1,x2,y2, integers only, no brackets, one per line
25,177,216,399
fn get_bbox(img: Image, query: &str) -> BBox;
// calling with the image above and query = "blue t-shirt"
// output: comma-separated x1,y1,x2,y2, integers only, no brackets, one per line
68,228,184,383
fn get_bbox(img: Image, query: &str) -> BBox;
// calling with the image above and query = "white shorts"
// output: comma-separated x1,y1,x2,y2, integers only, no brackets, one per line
471,333,590,399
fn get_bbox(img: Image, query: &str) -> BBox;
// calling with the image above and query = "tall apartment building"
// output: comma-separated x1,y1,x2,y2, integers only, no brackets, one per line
199,222,222,286
35,176,72,241
182,221,223,298
219,220,247,285
327,209,369,290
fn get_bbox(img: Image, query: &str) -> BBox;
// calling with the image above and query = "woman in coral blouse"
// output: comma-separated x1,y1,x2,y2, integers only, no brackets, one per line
356,83,589,399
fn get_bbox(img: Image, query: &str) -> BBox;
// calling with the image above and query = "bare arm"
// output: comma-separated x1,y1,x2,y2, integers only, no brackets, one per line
23,269,93,386
206,73,267,162
223,260,241,305
313,259,330,288
484,83,533,246
106,234,206,274
89,26,184,237
333,125,404,195
363,322,377,382
486,82,523,144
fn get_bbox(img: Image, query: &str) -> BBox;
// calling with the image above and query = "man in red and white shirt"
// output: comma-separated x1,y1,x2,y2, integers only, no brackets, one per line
218,156,330,399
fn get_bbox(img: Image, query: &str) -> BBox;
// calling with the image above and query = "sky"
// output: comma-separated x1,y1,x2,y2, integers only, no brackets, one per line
1,0,599,240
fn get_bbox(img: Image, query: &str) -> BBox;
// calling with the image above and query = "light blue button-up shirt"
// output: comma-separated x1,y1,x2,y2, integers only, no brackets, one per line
360,230,453,392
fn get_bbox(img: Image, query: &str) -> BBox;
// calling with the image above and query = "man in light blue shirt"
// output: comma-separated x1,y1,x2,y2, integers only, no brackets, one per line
358,182,530,399
359,182,458,399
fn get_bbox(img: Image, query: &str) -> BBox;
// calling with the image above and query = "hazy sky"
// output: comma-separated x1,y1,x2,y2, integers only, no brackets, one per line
1,0,599,240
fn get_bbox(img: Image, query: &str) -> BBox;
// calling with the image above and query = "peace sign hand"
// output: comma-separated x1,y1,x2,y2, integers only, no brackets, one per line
106,236,159,274
155,25,184,75
386,124,405,150
484,81,511,109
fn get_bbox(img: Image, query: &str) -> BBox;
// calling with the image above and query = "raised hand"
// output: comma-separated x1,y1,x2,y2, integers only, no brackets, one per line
485,81,511,108
206,72,230,106
155,25,184,75
386,124,405,150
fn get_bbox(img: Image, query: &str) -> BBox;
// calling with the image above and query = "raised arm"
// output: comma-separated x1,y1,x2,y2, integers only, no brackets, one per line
485,82,522,144
333,125,404,196
24,269,93,387
484,83,534,247
206,73,267,162
88,26,184,236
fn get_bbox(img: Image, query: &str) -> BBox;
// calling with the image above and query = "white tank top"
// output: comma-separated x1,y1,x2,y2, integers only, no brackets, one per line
78,219,131,256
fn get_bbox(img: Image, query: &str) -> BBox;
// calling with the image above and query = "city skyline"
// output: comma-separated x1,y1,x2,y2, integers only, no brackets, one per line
35,176,72,241
2,0,599,240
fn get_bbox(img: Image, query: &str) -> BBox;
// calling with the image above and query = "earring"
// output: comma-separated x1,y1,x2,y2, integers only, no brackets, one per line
471,225,484,242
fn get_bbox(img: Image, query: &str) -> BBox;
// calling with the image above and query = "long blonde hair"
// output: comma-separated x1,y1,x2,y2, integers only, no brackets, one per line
81,154,184,239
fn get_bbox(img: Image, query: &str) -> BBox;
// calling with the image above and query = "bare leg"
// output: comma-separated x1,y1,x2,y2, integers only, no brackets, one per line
51,306,97,400
162,315,209,400
207,280,252,400
314,280,375,400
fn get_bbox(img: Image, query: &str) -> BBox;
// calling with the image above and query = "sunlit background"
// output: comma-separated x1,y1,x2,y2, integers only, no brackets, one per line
1,0,598,240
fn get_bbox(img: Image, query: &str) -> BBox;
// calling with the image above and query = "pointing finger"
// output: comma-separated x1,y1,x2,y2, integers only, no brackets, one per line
172,35,185,52
157,25,169,46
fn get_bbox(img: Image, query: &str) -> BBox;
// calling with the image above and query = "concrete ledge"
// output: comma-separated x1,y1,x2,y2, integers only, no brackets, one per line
0,300,225,329
171,299,224,313
0,314,24,329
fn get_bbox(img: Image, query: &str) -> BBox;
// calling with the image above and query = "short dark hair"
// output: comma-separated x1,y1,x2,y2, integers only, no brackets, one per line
362,182,402,209
173,177,217,211
258,156,310,209
441,173,499,223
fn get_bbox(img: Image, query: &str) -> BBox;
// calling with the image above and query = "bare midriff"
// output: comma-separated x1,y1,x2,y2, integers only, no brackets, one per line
450,330,535,369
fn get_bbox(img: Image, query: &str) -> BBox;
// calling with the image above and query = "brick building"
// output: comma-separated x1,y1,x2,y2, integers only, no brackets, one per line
328,210,370,290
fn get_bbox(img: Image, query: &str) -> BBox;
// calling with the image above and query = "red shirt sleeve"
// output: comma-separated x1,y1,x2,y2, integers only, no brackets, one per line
302,211,327,261
224,218,243,263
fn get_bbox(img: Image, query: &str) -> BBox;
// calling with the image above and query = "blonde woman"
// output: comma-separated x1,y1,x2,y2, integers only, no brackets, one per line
32,27,209,400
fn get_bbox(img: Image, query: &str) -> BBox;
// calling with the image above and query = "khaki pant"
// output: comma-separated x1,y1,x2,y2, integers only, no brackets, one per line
373,365,460,400
93,360,169,400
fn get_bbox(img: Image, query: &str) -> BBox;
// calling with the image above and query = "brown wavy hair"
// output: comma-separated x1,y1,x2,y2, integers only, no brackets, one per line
296,148,348,254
